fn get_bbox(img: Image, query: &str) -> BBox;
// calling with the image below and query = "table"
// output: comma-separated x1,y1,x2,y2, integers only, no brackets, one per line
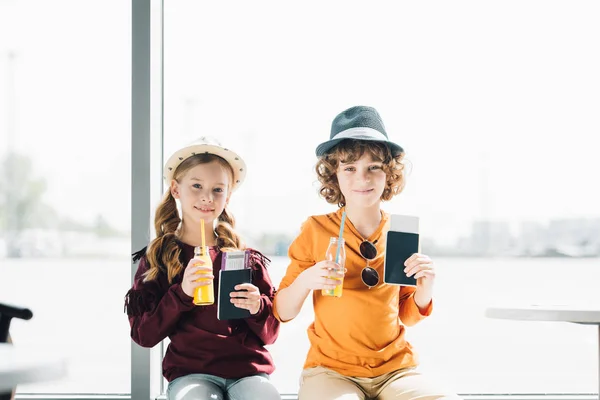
485,304,600,398
0,343,67,392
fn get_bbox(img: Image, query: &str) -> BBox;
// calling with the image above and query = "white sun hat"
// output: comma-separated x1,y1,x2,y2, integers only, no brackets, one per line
163,136,247,191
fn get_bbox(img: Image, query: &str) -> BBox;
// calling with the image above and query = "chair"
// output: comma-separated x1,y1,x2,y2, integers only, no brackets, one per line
0,303,33,400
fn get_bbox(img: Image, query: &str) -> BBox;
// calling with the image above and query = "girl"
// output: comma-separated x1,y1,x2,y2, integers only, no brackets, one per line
125,137,281,400
273,106,459,400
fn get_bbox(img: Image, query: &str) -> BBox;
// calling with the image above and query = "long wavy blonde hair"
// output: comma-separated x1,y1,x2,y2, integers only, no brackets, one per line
144,154,244,283
315,139,406,207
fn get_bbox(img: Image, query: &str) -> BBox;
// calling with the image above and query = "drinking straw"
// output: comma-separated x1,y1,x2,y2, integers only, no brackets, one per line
201,219,206,250
335,212,346,263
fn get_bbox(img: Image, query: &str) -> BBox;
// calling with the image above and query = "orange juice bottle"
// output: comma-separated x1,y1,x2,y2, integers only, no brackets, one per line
322,237,345,297
193,246,214,306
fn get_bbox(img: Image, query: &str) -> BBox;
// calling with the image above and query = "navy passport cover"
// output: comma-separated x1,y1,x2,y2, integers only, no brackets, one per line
384,230,419,286
217,268,252,320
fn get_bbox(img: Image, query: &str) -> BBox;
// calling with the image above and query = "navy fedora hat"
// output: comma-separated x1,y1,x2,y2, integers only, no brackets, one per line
315,106,404,157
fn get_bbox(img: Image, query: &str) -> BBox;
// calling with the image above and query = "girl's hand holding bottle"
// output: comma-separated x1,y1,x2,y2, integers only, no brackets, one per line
181,258,214,298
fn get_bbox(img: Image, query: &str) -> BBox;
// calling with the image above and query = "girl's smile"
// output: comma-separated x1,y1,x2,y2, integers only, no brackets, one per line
194,205,215,213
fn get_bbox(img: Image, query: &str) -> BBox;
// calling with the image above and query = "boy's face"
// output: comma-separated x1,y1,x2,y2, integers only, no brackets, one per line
336,153,387,209
170,161,231,225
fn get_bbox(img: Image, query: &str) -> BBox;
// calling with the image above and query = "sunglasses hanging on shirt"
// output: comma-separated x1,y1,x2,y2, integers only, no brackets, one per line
359,240,379,288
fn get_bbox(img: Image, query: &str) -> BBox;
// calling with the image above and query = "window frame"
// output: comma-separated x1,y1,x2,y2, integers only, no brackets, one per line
131,0,165,399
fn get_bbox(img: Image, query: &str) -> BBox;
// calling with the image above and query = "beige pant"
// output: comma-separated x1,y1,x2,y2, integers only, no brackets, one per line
298,366,460,400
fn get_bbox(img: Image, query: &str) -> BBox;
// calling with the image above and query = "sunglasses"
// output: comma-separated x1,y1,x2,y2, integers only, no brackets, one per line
359,240,379,288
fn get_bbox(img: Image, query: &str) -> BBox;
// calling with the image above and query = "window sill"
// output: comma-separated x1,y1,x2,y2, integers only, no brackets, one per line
13,393,600,400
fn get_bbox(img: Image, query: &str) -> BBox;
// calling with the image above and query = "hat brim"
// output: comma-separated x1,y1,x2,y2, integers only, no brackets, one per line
315,138,404,157
163,144,246,191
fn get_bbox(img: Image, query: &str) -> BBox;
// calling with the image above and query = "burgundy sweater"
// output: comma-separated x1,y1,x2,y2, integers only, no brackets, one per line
124,242,280,382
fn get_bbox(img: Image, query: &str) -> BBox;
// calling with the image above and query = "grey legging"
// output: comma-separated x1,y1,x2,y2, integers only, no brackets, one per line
167,373,281,400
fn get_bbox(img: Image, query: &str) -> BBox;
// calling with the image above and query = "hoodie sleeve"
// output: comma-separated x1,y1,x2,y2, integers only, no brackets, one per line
243,250,281,346
124,256,195,348
398,286,433,327
272,217,316,322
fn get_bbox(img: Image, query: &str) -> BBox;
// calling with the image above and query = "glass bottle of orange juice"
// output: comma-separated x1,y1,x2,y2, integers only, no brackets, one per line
193,246,214,306
322,237,345,297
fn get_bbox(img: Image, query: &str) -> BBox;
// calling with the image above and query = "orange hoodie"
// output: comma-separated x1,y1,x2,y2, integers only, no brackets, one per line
273,208,432,378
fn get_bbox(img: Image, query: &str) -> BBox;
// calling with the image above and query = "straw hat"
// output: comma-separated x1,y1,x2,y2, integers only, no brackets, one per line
163,136,246,191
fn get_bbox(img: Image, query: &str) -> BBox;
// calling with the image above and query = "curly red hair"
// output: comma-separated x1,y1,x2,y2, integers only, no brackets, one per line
315,139,406,207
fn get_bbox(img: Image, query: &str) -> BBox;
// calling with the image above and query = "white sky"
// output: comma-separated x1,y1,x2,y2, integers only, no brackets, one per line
1,0,599,244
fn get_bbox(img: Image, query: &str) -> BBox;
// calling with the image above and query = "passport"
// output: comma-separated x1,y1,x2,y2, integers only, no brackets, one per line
217,250,253,321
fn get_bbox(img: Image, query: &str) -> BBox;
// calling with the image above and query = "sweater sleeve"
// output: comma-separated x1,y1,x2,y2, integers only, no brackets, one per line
243,250,281,346
124,256,195,348
272,218,316,322
398,286,433,327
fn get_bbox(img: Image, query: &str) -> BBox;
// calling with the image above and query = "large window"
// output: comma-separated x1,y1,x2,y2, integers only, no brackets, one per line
0,0,131,394
2,1,598,398
163,0,600,396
